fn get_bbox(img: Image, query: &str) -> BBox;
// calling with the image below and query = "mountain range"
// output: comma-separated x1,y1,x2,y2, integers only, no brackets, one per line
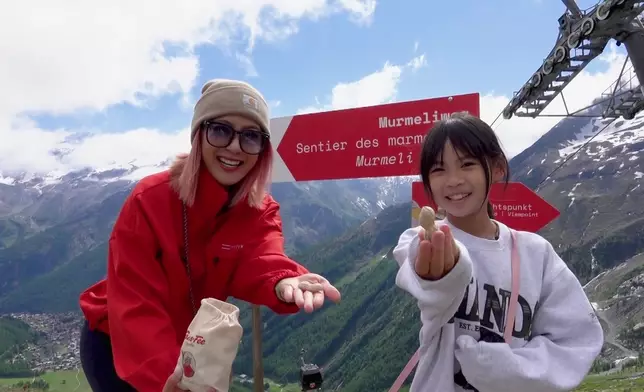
0,99,643,390
0,165,413,312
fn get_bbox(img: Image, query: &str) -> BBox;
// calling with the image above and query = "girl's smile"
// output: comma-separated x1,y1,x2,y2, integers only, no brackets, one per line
445,193,472,201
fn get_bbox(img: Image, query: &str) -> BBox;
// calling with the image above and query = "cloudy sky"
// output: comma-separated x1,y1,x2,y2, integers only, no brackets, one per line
0,0,633,179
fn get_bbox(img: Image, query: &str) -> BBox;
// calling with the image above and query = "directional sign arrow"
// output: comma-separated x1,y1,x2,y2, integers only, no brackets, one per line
411,181,560,233
273,93,480,182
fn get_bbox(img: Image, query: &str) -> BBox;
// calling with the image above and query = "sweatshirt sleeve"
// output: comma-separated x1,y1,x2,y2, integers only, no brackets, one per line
455,241,604,392
393,227,473,338
106,193,179,392
228,201,309,314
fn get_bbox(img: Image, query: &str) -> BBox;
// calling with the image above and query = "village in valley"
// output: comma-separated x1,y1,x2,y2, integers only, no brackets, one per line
1,313,258,391
7,313,82,373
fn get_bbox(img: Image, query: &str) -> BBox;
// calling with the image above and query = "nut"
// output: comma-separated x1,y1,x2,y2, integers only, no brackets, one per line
418,206,437,234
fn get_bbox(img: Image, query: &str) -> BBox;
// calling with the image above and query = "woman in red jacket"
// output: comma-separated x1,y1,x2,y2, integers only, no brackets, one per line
78,79,342,392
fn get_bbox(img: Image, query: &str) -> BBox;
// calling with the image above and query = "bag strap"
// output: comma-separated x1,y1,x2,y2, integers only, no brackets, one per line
504,229,520,343
181,201,197,316
387,349,420,392
388,229,521,392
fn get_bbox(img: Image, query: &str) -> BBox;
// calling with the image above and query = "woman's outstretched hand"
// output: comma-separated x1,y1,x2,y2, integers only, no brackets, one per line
276,273,342,313
415,225,460,280
162,368,187,392
162,367,217,392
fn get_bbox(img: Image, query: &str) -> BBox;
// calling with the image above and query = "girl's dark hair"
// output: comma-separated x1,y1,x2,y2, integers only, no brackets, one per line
419,112,510,218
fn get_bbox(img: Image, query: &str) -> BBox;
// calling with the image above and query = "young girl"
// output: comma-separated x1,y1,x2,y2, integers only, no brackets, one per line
393,113,604,392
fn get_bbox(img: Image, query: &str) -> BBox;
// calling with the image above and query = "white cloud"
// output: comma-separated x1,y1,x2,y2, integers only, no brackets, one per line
0,0,376,177
0,0,375,118
483,44,632,157
297,62,401,114
335,0,377,25
0,116,192,179
407,54,427,72
235,52,260,78
297,53,426,114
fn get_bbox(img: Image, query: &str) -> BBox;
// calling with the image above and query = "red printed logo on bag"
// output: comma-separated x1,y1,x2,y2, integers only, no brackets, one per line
182,351,196,378
185,331,206,345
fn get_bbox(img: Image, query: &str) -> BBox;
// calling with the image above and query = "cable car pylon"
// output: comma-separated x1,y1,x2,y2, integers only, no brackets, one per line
501,0,644,121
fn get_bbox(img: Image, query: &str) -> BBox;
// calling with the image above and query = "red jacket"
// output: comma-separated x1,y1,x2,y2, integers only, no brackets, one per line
79,167,309,391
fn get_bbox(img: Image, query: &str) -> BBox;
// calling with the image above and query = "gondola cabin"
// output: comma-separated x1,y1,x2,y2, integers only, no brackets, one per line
300,363,323,391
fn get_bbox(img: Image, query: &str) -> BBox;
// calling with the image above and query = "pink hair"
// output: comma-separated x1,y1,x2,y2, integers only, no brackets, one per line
169,130,273,209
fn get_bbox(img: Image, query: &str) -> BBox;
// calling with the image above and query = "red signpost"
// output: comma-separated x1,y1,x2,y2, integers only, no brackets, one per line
411,181,560,232
274,93,480,181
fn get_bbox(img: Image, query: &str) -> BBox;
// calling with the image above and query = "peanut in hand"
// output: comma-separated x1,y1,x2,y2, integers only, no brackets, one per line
415,206,460,280
419,206,437,235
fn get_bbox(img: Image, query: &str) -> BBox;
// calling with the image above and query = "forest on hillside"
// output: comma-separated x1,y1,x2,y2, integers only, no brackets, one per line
0,317,39,378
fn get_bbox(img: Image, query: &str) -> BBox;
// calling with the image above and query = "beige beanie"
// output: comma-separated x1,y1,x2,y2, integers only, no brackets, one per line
190,79,270,144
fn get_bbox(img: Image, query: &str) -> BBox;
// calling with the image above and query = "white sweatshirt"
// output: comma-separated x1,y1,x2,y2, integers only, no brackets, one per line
393,219,604,392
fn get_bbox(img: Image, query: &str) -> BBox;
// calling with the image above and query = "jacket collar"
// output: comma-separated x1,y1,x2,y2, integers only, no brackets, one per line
186,165,231,238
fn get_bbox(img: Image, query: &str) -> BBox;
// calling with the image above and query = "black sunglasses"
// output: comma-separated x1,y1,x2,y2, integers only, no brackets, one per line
202,120,269,155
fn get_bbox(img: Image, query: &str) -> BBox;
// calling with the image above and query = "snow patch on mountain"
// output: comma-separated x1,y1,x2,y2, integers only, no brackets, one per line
0,152,179,189
0,175,15,186
556,112,644,162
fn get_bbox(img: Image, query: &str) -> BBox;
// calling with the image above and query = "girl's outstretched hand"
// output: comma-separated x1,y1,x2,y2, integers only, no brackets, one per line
415,225,460,280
